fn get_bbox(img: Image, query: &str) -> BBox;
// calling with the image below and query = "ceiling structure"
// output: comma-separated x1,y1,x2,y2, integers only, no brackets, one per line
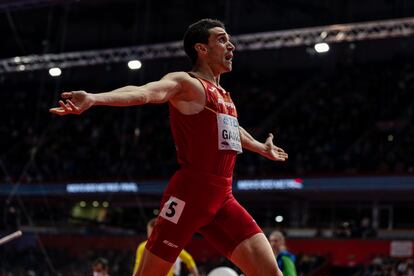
2,16,414,73
1,0,414,56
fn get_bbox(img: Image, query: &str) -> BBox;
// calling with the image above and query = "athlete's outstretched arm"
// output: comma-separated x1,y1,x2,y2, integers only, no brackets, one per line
239,126,288,161
49,72,185,116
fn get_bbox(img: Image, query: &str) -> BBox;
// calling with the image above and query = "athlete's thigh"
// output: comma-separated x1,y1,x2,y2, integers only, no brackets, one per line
198,195,262,258
146,171,217,262
146,192,202,263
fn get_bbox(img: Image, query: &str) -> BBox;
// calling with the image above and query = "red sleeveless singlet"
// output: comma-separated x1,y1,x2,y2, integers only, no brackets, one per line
168,74,239,177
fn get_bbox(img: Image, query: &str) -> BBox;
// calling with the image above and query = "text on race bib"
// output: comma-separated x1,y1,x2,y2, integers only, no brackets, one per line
217,113,242,153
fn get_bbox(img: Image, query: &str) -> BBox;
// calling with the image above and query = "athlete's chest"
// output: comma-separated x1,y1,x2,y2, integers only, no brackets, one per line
205,83,237,117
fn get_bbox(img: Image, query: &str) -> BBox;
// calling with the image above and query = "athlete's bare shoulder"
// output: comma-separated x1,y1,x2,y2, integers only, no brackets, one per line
162,71,202,88
163,71,205,114
161,71,190,82
163,71,204,100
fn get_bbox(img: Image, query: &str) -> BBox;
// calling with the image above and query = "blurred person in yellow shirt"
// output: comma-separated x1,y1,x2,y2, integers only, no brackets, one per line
133,218,199,276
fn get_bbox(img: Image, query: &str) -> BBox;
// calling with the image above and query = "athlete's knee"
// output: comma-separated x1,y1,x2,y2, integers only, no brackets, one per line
259,266,283,276
230,234,281,275
258,260,282,276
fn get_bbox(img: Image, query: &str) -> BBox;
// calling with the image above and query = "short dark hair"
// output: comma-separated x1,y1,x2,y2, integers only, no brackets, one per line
183,18,225,64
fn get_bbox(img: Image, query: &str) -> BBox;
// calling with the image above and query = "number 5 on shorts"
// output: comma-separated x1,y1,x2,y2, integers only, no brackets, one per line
160,196,186,224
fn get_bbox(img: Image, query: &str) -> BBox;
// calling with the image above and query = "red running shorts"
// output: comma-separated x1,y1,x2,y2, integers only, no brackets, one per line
146,168,262,263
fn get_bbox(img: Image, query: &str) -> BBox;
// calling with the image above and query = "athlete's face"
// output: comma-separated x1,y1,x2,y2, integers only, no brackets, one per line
205,27,235,73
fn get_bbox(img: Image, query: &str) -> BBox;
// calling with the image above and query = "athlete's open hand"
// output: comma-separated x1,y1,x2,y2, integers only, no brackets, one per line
262,133,288,161
49,91,94,115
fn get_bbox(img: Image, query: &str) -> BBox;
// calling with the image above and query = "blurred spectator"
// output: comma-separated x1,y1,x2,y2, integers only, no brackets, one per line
92,257,110,276
269,230,297,276
334,221,353,239
352,217,377,238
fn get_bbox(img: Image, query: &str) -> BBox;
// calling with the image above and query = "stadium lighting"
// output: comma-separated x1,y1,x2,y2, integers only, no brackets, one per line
48,67,62,77
128,60,142,70
275,215,284,223
314,42,330,53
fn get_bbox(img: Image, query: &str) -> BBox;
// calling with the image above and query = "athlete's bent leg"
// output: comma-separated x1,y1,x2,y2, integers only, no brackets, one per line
230,233,282,276
134,248,174,276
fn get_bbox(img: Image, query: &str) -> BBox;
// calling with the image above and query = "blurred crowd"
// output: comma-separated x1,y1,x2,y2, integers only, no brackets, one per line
1,59,414,183
0,245,325,276
361,256,414,276
0,247,132,276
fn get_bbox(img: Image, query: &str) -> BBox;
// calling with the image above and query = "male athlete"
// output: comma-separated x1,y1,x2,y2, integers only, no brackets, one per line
50,19,288,276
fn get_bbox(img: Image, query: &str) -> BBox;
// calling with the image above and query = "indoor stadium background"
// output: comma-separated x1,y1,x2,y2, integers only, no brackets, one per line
1,0,414,275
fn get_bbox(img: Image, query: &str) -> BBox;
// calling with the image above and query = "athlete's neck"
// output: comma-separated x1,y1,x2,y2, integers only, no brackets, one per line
191,64,221,86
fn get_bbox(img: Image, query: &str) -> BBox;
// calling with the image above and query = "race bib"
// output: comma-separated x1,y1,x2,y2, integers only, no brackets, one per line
159,196,185,224
217,113,242,153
